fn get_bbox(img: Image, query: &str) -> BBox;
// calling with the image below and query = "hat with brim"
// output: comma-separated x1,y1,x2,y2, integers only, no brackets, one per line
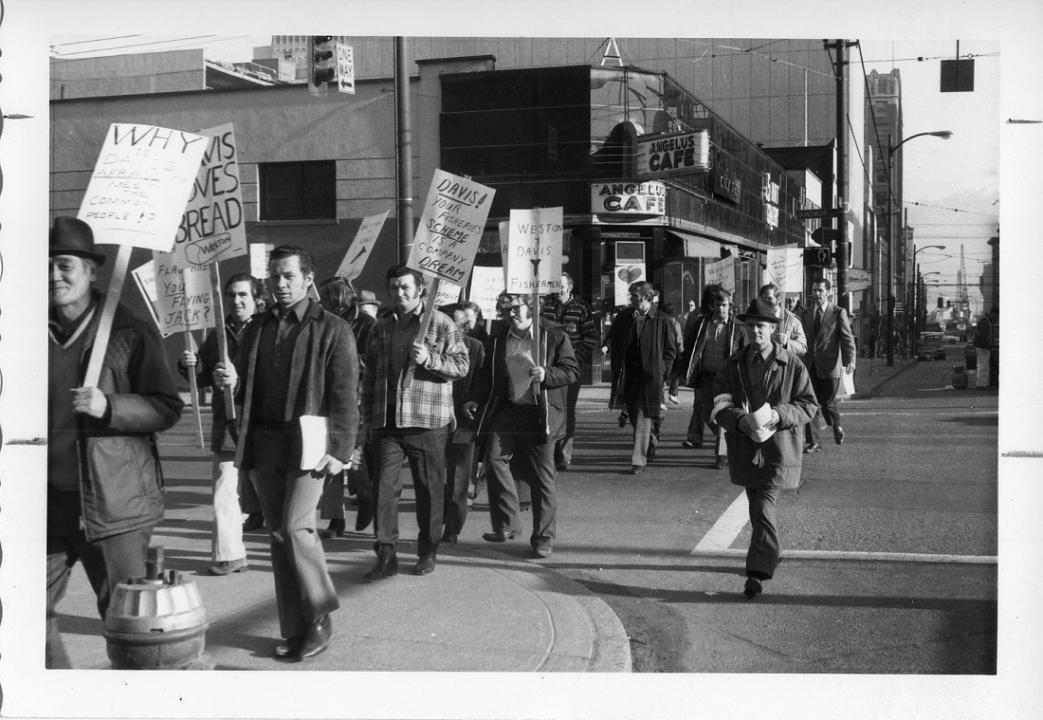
358,289,381,307
49,216,106,265
737,298,779,324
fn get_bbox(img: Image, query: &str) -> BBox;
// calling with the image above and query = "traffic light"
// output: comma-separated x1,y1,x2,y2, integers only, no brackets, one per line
308,36,336,95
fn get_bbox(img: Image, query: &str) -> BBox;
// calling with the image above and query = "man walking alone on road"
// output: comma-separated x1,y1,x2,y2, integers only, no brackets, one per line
712,298,819,598
800,278,856,453
214,244,358,662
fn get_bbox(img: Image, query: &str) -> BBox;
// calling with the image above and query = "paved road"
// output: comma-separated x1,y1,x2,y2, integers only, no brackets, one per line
532,345,997,672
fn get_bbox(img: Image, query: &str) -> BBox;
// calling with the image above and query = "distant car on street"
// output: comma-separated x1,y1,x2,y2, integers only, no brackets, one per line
917,331,946,361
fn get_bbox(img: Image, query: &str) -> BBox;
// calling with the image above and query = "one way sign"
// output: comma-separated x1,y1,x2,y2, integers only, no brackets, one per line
337,43,355,94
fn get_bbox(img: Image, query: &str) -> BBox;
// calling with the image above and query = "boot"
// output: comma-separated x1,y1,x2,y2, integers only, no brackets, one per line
363,545,398,581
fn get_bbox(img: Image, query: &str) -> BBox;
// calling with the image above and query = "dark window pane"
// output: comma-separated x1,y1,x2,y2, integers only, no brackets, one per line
259,161,335,220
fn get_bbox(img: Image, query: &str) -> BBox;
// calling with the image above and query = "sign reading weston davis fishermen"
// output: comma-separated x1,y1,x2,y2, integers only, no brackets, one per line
78,123,208,252
506,207,563,295
172,123,246,268
407,169,495,285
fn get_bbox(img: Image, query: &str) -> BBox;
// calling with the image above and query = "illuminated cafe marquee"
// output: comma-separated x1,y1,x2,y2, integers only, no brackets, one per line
635,130,710,178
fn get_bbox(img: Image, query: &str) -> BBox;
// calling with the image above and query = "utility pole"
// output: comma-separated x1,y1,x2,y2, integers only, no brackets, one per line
827,39,851,310
394,37,414,263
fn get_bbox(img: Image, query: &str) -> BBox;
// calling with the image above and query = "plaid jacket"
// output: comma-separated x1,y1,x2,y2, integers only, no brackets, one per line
361,304,469,429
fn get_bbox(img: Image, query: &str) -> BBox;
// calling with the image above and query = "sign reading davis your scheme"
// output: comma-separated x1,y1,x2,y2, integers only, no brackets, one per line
591,181,666,216
635,130,710,178
78,122,208,251
172,123,246,268
506,207,563,295
408,169,495,285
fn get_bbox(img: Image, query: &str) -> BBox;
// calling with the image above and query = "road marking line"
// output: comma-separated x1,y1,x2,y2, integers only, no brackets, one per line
692,491,748,553
689,548,997,565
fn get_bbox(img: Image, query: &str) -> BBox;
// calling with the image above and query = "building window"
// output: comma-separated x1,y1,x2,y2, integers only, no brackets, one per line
259,161,336,221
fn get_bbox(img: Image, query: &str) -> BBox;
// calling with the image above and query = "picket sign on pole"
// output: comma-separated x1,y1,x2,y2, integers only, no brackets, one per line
82,246,133,388
529,207,542,393
181,330,206,448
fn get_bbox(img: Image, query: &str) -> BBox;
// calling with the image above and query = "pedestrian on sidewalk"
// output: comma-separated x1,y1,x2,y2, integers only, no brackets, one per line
359,265,469,580
465,294,579,558
759,282,807,358
46,217,184,668
315,277,376,538
214,244,358,662
540,272,598,471
799,277,856,453
653,290,685,405
443,306,487,543
179,273,265,575
974,307,997,389
680,285,744,468
712,298,819,599
604,281,678,475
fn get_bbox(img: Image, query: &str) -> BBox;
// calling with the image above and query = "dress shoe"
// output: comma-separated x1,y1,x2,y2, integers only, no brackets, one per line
299,615,332,659
363,549,398,581
743,577,763,599
413,554,436,575
833,426,845,445
714,455,727,469
532,543,553,559
681,439,702,450
618,412,629,428
242,512,264,532
630,465,645,475
668,394,681,405
354,500,374,532
482,530,516,543
803,442,822,454
207,558,248,576
319,518,346,539
273,635,303,660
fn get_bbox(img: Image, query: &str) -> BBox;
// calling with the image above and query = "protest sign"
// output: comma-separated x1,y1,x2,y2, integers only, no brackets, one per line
407,169,495,286
78,123,208,252
152,252,216,334
765,245,804,293
129,261,171,338
506,207,563,295
434,279,463,308
470,265,506,320
705,256,736,293
336,211,388,279
172,123,247,268
498,220,510,286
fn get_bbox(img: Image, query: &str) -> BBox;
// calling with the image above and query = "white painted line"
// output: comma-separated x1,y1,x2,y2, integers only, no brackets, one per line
692,491,748,553
690,548,997,565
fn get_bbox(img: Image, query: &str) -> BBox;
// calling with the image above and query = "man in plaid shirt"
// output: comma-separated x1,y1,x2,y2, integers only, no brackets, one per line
360,265,470,579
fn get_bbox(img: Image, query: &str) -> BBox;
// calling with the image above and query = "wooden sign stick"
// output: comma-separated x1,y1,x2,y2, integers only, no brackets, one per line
83,245,132,388
209,263,235,423
403,276,440,390
181,329,206,449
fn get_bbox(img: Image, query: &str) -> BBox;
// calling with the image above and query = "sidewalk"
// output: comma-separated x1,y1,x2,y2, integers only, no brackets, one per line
56,427,631,672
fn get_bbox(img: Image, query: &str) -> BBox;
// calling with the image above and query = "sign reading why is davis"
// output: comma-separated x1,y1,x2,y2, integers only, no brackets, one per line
506,207,563,295
78,123,208,252
172,123,246,268
408,169,495,285
636,130,710,178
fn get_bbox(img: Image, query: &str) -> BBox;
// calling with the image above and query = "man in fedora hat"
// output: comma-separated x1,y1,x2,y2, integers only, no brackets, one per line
711,297,818,599
357,289,382,319
47,216,184,667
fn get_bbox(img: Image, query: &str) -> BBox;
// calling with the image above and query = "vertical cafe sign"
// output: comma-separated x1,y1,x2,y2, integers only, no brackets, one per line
171,123,246,268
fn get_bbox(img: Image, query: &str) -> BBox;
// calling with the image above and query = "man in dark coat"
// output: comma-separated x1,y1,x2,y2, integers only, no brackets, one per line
713,298,819,599
215,244,359,662
800,277,856,453
465,294,579,558
47,216,183,668
604,281,678,474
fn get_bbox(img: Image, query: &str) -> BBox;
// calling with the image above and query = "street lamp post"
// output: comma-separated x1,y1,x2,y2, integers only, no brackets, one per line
885,130,953,366
911,246,946,358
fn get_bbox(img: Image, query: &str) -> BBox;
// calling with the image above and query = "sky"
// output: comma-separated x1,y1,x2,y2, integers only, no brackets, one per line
48,34,1004,317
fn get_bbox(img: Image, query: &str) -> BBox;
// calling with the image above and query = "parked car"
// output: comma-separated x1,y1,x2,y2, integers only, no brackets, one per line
943,334,960,344
917,331,946,360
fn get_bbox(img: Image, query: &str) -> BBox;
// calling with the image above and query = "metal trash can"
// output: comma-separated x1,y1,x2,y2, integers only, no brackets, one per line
104,547,211,670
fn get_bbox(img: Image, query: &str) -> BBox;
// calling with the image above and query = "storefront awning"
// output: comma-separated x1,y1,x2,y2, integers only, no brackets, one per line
665,229,722,258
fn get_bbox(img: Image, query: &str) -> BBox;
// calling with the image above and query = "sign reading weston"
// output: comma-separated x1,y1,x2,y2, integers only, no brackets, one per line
506,207,563,294
636,130,710,178
408,169,495,284
78,123,208,251
172,123,246,268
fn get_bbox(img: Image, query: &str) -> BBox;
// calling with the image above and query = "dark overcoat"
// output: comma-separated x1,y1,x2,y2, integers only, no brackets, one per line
606,307,678,419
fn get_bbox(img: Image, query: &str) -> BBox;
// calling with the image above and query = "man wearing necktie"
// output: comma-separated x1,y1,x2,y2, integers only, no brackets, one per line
800,278,856,453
